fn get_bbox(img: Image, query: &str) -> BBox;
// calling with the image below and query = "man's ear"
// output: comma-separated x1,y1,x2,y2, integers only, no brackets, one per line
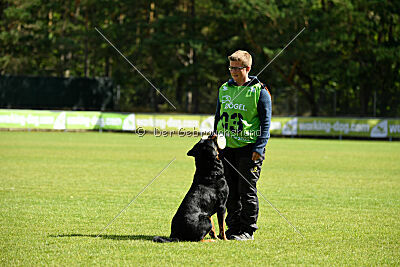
187,146,198,157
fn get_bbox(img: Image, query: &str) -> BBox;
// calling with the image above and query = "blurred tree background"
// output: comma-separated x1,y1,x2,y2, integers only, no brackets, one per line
0,0,399,117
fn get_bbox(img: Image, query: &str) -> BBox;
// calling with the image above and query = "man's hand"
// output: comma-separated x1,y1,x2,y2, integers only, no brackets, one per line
252,152,261,161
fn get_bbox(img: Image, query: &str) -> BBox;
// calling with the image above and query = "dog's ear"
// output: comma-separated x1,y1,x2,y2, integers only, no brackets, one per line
187,145,198,157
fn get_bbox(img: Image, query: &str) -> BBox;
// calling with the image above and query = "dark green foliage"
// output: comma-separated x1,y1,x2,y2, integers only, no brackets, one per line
0,0,399,116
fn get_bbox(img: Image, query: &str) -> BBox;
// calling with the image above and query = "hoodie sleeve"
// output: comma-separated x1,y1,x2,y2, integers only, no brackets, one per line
253,87,272,155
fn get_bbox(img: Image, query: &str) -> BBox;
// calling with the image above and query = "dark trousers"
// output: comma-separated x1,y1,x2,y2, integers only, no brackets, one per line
221,144,264,234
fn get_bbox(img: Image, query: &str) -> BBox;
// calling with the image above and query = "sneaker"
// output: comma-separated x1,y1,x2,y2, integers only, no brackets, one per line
231,232,254,241
225,229,240,240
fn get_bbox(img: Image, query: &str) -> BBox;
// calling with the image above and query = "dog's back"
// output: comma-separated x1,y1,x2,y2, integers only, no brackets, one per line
154,138,228,242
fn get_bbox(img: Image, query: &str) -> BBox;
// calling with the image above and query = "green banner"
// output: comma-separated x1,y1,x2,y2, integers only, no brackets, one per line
298,118,374,137
270,117,400,138
0,109,399,138
134,113,212,132
65,111,101,130
0,109,65,130
268,117,295,136
96,113,136,131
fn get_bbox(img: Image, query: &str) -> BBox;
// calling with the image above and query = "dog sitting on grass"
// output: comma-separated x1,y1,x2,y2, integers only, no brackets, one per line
153,135,228,242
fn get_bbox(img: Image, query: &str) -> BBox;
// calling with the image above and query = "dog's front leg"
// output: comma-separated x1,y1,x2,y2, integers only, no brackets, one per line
216,209,227,240
209,216,217,239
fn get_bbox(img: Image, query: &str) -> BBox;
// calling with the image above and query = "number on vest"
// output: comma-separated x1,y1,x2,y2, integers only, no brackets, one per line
221,112,243,132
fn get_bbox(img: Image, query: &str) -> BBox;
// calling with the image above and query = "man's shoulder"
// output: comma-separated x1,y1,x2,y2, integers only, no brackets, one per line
251,77,271,97
218,81,232,93
248,76,265,87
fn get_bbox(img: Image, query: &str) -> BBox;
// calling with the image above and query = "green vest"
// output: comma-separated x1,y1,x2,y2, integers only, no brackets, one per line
216,81,262,148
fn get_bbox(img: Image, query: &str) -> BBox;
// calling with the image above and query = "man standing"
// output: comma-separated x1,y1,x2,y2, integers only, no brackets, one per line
214,50,272,241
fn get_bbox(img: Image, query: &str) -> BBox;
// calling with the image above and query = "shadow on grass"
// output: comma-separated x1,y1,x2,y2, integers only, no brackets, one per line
50,233,157,241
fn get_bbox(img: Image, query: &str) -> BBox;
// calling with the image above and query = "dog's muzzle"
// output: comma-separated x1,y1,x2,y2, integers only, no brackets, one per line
202,134,226,160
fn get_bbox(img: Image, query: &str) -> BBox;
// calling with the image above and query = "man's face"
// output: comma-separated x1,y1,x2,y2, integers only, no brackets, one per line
229,61,250,85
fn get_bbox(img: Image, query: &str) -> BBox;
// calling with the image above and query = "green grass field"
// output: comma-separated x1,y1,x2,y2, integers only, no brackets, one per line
0,131,399,265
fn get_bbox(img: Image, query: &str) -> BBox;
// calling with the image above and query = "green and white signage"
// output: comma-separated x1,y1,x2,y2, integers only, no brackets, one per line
0,109,399,138
271,117,400,138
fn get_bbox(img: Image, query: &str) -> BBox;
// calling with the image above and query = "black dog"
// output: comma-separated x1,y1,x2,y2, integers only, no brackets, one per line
153,136,228,242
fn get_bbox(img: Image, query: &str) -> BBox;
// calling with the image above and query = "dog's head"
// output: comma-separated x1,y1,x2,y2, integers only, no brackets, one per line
187,134,226,159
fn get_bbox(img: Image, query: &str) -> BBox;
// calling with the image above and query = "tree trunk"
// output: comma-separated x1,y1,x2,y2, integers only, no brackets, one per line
105,56,110,77
149,2,158,112
84,10,89,77
190,0,199,113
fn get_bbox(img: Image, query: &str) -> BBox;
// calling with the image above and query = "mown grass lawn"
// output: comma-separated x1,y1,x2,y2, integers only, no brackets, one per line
0,131,399,265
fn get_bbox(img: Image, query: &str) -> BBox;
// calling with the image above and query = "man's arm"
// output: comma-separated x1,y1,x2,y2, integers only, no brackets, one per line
253,87,272,158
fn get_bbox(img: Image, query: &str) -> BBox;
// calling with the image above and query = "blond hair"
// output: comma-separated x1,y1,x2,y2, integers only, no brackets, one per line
228,50,252,67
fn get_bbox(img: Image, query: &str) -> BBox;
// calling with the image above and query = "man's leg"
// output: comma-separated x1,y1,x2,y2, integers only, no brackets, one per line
238,156,263,235
222,148,241,237
231,145,264,241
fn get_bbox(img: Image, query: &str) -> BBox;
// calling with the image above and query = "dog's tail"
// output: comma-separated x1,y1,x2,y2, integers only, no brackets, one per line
153,236,179,243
